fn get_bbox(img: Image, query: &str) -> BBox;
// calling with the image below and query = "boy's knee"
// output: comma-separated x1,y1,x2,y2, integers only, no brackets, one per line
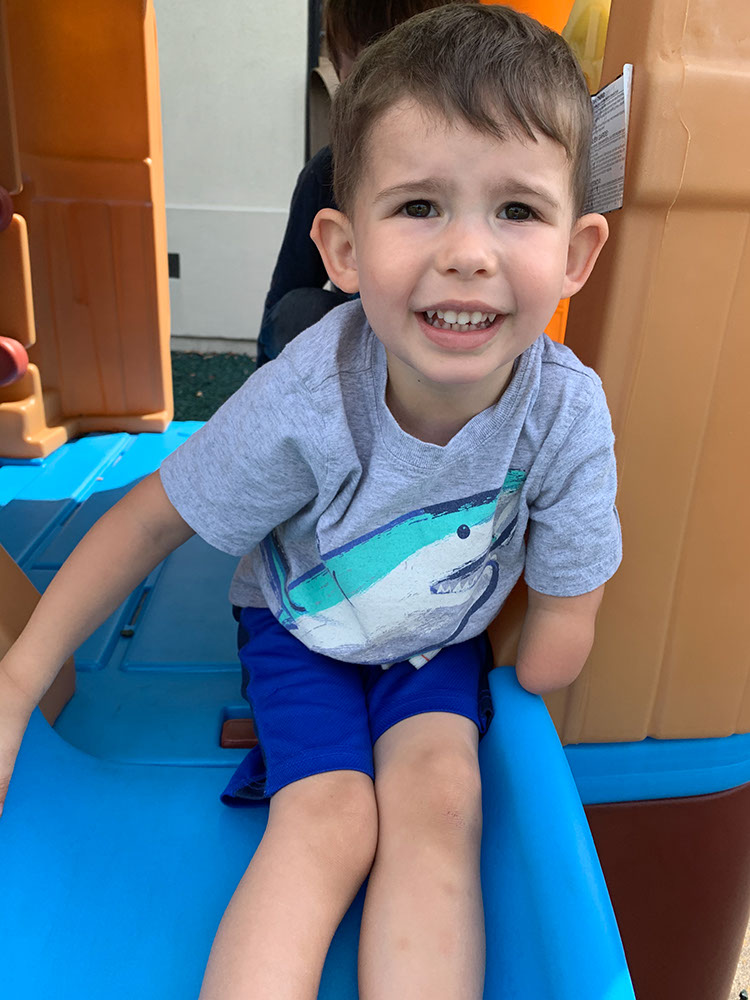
271,770,378,870
377,745,483,843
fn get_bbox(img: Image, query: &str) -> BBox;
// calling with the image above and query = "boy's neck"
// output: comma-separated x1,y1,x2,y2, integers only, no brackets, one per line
384,360,516,447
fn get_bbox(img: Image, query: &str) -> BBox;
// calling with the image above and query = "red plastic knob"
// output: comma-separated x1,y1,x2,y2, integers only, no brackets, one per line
0,337,29,388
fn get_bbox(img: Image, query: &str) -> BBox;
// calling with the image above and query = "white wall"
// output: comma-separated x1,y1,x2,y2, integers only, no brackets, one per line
155,0,308,354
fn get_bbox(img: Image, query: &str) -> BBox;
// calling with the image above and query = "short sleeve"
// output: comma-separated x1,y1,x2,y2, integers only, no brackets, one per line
159,358,325,556
524,384,621,597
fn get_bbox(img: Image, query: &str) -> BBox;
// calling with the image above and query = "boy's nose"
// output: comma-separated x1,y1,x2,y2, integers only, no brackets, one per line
436,220,497,279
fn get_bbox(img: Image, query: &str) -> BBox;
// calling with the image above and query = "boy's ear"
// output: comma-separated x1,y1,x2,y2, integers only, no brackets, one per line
561,213,609,298
310,208,360,294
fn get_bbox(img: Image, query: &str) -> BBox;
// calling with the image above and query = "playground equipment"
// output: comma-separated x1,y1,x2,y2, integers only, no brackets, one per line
1,0,750,997
0,0,171,459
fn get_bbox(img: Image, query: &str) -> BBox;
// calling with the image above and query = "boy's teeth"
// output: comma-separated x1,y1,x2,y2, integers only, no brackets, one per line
423,309,498,332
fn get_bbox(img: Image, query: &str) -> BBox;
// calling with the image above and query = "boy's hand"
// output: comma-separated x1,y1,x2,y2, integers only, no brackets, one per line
515,585,604,694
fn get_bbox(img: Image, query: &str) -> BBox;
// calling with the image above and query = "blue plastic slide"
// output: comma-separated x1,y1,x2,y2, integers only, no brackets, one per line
0,667,635,1000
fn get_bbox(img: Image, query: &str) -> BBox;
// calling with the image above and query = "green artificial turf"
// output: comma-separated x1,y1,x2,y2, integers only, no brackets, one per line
171,352,256,421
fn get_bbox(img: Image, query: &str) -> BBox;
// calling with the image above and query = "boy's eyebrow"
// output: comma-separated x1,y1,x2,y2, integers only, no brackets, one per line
502,182,563,213
372,177,563,212
372,177,448,204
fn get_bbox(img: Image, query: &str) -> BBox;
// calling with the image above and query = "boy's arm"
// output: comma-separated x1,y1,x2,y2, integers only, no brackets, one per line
515,585,605,694
0,471,195,813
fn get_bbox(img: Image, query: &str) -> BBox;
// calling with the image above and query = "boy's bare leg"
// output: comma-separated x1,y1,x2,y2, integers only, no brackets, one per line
199,770,377,1000
358,713,485,1000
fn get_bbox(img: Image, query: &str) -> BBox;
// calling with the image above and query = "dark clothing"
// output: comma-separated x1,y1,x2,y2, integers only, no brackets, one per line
257,287,351,367
257,146,338,366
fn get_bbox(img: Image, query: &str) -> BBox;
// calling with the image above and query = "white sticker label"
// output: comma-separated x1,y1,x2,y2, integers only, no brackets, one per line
584,64,633,215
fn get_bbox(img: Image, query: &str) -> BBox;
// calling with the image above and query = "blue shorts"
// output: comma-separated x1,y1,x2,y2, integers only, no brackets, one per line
221,607,494,804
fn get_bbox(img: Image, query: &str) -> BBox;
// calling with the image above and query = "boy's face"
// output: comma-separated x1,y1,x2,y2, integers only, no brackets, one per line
319,101,606,420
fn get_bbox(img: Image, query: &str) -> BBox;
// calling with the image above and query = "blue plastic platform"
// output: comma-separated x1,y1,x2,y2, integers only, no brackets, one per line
0,427,247,767
0,669,635,1000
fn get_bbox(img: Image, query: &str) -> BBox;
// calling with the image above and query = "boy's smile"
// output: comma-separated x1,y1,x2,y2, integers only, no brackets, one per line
417,305,502,351
314,100,607,441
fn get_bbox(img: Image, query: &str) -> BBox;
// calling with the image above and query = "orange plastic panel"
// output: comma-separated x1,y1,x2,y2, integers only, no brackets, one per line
544,298,569,343
534,0,750,742
0,544,75,725
0,214,34,348
480,0,575,33
0,0,171,459
0,362,67,455
0,0,20,194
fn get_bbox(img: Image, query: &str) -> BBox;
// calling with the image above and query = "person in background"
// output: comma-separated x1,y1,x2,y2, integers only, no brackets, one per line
255,0,480,366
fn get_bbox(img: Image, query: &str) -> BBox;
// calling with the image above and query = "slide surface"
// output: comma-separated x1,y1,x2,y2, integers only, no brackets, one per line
0,670,634,999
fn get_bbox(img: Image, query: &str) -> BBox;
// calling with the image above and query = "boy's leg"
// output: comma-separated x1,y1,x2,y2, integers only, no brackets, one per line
358,712,485,1000
204,608,382,999
199,768,378,1000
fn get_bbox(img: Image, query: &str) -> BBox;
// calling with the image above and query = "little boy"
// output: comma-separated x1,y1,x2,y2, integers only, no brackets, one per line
0,5,620,999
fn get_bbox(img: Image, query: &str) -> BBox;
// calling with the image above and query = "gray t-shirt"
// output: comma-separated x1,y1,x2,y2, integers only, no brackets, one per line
160,300,621,667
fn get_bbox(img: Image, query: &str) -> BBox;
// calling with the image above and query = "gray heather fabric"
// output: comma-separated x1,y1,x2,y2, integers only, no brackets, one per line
160,300,621,666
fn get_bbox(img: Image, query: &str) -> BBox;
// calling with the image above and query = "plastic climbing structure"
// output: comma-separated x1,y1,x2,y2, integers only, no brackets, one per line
1,1,750,998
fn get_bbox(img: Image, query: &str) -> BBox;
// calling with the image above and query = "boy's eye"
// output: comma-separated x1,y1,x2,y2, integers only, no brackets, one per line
501,203,535,222
401,200,435,218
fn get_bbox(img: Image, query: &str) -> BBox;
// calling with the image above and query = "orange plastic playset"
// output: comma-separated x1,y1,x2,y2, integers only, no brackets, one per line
0,0,171,459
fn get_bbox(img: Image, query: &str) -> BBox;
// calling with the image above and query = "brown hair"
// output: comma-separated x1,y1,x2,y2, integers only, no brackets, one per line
329,4,593,217
324,0,479,78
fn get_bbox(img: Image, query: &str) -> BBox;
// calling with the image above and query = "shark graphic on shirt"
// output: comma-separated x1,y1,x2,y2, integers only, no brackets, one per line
261,469,527,662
